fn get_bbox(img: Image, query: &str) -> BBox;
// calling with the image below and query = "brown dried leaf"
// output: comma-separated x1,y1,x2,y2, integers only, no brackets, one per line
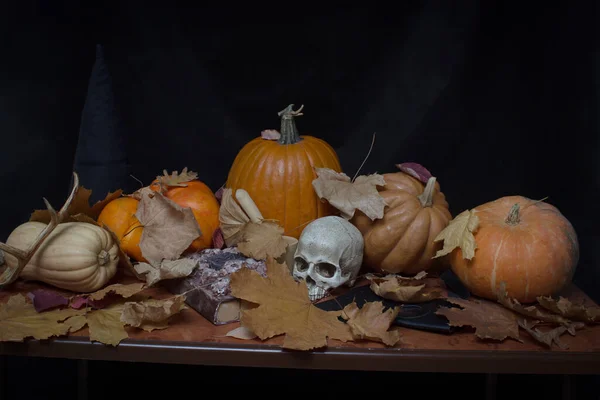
153,167,199,192
433,209,479,260
218,188,250,246
88,283,146,301
367,272,447,303
86,303,128,346
30,187,122,223
230,258,353,351
312,167,387,220
237,221,287,260
120,295,186,332
0,294,86,342
517,318,584,349
537,296,600,323
134,258,198,287
341,301,401,346
135,190,202,266
436,297,522,342
496,282,571,325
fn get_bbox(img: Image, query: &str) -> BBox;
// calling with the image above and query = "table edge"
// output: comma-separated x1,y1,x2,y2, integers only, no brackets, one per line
1,337,599,374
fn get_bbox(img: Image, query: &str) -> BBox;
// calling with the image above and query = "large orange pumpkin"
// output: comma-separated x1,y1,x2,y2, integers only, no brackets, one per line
149,178,220,251
97,196,146,262
449,196,579,303
351,166,452,275
225,104,342,239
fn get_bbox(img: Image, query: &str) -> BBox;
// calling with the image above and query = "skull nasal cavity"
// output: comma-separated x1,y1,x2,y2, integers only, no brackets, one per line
316,263,336,278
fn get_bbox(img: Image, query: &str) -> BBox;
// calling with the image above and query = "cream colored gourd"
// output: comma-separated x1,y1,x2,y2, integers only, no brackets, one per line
3,221,119,292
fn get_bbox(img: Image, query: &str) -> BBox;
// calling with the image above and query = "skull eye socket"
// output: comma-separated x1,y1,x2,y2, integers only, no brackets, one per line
316,263,337,278
295,257,309,272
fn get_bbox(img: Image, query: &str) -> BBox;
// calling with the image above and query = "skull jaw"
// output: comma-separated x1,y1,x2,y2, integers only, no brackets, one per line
307,284,329,302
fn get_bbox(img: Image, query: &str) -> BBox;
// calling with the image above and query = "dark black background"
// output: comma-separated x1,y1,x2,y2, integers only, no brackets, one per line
0,1,598,395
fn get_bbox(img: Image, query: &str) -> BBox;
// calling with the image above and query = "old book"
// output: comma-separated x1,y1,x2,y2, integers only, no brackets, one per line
162,247,266,325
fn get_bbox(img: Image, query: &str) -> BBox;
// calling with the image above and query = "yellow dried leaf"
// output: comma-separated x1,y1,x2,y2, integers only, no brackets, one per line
86,303,128,346
237,221,287,260
341,301,401,346
312,168,387,220
230,258,353,351
153,167,199,192
88,282,146,301
537,295,600,323
367,272,447,303
30,187,122,223
432,209,479,260
120,295,186,332
134,258,198,286
135,190,202,266
0,294,86,342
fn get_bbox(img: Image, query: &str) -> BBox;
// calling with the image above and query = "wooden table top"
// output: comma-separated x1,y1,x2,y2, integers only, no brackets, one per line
1,277,599,375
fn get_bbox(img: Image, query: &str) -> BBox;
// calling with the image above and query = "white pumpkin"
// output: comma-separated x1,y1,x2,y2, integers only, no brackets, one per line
3,221,119,292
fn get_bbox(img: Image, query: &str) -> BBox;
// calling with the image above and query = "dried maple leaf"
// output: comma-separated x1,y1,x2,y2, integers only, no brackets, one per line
153,167,199,193
537,296,600,323
236,221,287,260
495,282,571,325
134,258,198,286
367,272,447,303
230,258,353,350
0,294,86,342
436,297,522,342
88,283,146,301
218,188,250,246
121,295,186,332
517,318,584,349
30,186,122,223
86,303,128,346
219,188,287,259
341,302,401,346
432,209,479,260
395,162,433,184
312,167,387,220
135,190,202,266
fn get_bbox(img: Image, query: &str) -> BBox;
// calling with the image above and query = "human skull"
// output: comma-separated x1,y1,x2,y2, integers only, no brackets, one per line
293,216,364,301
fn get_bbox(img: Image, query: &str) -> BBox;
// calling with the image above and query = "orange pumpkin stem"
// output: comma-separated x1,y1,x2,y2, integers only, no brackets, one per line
505,203,521,225
417,177,437,207
277,104,304,145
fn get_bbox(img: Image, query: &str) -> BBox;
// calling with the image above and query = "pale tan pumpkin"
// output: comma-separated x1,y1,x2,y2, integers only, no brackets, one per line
3,221,119,292
351,172,452,275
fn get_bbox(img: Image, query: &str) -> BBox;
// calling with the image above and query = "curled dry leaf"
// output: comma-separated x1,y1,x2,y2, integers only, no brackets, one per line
261,129,281,140
341,301,402,346
88,282,146,301
496,282,571,325
367,272,447,303
152,167,199,193
30,186,122,224
135,189,202,266
435,297,522,342
218,188,250,247
312,167,387,220
225,326,257,340
0,294,86,342
229,258,353,351
134,258,198,287
517,318,584,349
121,295,186,332
395,162,433,184
433,209,479,260
537,296,600,323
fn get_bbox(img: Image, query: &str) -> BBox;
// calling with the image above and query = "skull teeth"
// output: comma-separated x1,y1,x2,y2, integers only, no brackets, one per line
308,286,328,302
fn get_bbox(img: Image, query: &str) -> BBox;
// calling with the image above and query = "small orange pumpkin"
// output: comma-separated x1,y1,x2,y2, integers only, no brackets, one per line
351,164,452,275
449,196,579,303
150,177,220,252
97,196,145,262
225,104,342,239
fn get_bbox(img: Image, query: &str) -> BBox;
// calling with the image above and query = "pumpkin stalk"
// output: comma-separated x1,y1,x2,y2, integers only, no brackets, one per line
235,189,263,223
417,177,437,207
505,203,521,225
0,172,80,289
97,249,111,266
277,104,304,145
